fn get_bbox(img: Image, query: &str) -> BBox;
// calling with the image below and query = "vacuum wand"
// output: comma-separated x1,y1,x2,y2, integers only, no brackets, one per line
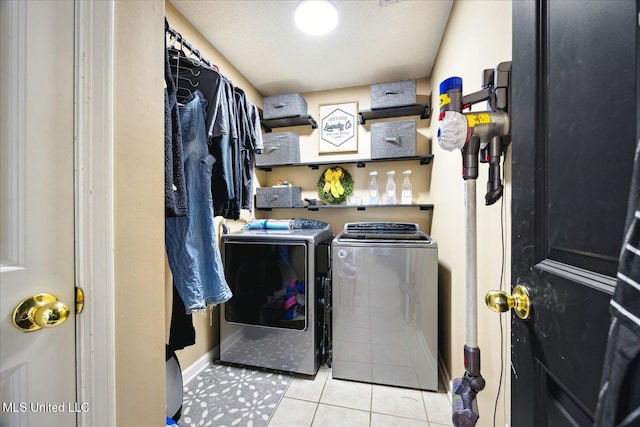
453,174,486,427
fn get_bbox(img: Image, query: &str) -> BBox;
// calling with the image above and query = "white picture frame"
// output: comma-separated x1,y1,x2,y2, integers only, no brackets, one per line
319,101,358,154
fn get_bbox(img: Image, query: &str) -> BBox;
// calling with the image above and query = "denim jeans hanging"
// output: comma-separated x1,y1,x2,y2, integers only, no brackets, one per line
165,90,232,313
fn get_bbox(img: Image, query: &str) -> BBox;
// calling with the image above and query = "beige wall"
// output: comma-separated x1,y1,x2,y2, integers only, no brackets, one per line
114,0,166,425
429,1,512,424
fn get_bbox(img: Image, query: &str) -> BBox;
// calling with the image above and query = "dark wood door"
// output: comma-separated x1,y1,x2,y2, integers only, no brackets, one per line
510,1,639,425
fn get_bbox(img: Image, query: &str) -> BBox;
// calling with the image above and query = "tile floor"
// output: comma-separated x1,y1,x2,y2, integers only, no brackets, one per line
268,365,453,427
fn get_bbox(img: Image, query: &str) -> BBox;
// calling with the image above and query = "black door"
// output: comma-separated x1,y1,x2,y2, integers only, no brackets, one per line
511,1,639,425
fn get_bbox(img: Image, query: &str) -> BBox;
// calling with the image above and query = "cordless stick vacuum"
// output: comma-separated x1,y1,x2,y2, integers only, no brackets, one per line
437,61,512,427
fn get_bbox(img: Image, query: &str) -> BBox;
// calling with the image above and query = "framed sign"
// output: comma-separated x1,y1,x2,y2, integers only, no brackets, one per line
319,101,358,154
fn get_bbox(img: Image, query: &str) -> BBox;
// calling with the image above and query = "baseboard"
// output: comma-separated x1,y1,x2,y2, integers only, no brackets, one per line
438,352,453,402
181,346,219,385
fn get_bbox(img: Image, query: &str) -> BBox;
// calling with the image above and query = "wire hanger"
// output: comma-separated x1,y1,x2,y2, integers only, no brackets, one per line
165,19,219,72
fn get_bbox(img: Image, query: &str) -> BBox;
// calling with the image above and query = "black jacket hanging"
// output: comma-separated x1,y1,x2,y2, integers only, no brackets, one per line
164,38,188,217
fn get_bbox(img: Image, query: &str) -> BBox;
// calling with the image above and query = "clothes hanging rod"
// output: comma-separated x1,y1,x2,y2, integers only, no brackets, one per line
165,18,216,70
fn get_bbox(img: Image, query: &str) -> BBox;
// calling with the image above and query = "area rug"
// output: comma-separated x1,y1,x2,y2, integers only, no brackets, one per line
179,363,293,427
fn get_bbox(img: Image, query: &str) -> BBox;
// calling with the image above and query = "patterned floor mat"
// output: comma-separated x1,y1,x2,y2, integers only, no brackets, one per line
179,363,293,427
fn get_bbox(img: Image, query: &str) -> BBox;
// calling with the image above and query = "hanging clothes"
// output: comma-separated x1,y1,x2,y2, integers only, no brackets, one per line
210,77,240,219
245,103,264,206
234,88,250,212
165,90,232,313
594,140,640,426
169,283,196,351
167,48,223,134
167,26,264,220
165,20,266,308
165,21,193,347
234,87,263,211
164,38,188,217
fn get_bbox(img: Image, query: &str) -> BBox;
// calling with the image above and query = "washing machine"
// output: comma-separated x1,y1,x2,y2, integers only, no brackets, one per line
331,222,439,391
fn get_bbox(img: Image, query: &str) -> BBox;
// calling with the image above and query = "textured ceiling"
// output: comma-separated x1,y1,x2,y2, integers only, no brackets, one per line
169,0,454,96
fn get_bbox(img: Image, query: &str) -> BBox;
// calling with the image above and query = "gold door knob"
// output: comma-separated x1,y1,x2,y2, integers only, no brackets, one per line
12,293,71,332
485,284,531,319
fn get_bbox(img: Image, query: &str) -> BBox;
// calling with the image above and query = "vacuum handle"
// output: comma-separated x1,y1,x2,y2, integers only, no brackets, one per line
485,136,504,205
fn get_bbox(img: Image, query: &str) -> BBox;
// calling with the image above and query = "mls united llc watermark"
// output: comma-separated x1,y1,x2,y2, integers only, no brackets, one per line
2,401,90,413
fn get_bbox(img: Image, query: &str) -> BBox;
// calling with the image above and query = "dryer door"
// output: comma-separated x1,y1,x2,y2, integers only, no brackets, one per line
223,240,308,331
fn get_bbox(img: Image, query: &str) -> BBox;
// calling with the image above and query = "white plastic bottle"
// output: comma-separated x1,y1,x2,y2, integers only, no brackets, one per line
401,170,413,204
385,170,396,205
369,171,379,205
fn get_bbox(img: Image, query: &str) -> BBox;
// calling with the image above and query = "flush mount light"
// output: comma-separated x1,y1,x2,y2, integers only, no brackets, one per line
294,0,338,35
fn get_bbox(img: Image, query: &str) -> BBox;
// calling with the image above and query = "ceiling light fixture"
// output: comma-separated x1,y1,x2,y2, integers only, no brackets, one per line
294,0,338,36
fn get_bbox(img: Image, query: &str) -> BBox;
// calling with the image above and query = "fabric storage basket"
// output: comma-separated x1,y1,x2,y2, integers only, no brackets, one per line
371,120,417,159
256,186,303,208
256,132,300,166
371,80,417,109
263,93,308,120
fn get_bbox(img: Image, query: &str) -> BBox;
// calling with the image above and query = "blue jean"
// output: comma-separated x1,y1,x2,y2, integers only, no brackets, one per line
165,90,232,313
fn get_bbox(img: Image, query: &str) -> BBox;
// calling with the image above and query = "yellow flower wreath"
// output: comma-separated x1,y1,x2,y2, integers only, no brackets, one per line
317,167,353,204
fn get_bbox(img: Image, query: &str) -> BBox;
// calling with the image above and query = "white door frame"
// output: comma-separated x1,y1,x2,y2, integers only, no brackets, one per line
74,1,116,425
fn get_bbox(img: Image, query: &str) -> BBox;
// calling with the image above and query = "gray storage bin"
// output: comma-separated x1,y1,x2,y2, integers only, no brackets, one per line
371,120,417,159
256,132,300,166
371,80,417,109
263,93,308,120
256,186,303,208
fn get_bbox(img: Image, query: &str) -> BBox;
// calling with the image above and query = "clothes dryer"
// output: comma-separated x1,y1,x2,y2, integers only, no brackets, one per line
220,222,332,375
